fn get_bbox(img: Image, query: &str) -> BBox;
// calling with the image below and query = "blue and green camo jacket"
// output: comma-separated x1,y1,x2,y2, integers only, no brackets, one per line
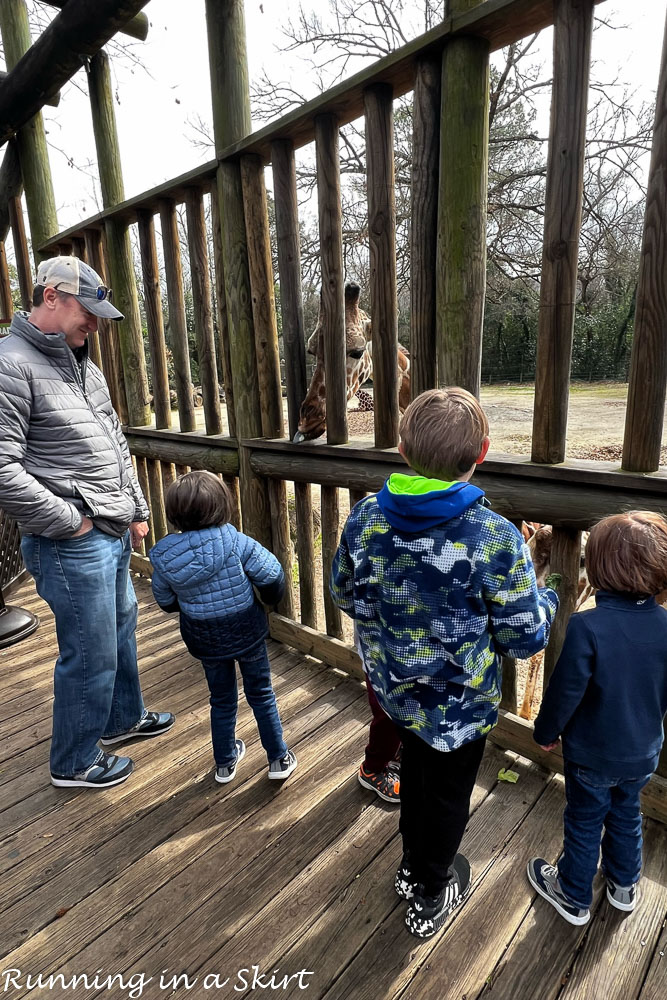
330,473,559,750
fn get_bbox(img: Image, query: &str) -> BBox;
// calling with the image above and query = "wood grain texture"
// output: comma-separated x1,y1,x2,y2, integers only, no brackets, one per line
364,84,400,447
83,226,127,421
542,527,582,685
315,114,348,446
8,194,30,309
532,0,593,463
158,198,196,433
410,53,441,397
321,484,343,639
137,210,171,430
622,15,667,472
272,139,308,440
294,481,317,629
184,187,222,435
209,183,237,438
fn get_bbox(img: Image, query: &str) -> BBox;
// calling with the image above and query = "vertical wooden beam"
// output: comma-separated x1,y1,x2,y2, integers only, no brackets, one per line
209,184,237,438
135,457,154,552
84,227,126,419
0,0,58,263
206,0,271,549
68,232,102,365
531,0,593,464
321,486,343,639
240,155,284,440
137,210,172,430
159,199,196,434
272,139,308,441
622,12,667,472
88,50,150,427
436,0,489,395
294,482,317,629
411,53,441,398
543,528,583,687
315,114,348,446
184,187,223,435
8,195,31,310
365,83,399,449
147,458,167,543
0,243,13,322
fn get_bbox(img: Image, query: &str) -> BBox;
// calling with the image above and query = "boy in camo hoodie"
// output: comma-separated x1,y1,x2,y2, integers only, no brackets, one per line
331,387,558,939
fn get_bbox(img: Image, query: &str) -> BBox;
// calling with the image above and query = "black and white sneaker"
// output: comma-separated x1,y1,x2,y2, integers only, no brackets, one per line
606,876,637,912
99,710,175,747
51,751,134,788
395,853,417,900
268,749,297,780
215,739,246,784
405,854,471,938
526,858,590,925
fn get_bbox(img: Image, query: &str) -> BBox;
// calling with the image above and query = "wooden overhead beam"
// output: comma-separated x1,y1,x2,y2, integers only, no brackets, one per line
38,0,149,42
0,69,60,106
0,0,151,146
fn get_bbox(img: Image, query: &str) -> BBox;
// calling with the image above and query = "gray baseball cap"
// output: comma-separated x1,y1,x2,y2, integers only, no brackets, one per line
35,256,124,320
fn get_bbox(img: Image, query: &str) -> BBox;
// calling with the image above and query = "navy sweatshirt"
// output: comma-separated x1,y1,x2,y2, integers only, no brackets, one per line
534,591,667,777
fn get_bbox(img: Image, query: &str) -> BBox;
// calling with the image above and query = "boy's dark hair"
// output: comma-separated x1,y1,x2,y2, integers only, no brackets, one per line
586,511,667,596
165,471,232,532
399,387,489,479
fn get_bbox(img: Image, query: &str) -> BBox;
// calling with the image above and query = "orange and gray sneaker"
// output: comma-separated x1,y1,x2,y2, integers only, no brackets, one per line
358,763,400,803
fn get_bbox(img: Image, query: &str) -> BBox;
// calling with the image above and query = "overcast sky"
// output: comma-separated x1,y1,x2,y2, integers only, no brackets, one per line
5,1,666,239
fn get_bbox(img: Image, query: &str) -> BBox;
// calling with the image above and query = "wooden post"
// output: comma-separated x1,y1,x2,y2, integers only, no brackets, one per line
135,457,154,552
8,195,31,310
205,0,271,549
43,0,149,41
543,528,583,687
436,0,489,395
137,210,171,430
532,0,593,463
321,486,343,639
159,199,196,434
0,243,12,322
0,0,58,263
365,83,399,448
184,186,223,435
147,458,167,543
88,50,150,427
294,482,317,629
622,13,667,472
240,155,284,440
315,114,348,446
83,227,126,420
411,54,441,398
272,139,308,441
209,184,237,438
0,141,22,243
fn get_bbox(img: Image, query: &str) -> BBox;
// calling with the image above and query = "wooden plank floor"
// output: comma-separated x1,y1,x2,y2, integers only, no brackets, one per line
1,576,665,1000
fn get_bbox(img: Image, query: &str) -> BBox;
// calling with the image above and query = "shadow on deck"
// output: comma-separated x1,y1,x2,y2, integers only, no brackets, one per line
0,576,665,1000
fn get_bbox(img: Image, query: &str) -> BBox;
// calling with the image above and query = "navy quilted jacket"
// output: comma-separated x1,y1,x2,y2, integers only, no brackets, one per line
149,525,284,659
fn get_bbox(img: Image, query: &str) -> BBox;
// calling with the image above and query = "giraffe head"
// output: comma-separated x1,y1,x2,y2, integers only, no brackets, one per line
293,282,373,442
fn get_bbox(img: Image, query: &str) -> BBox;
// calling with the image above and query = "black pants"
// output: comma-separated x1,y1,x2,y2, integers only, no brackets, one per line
399,728,487,894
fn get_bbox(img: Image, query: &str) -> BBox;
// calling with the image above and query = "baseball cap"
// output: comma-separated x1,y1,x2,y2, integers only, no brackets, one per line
35,256,124,320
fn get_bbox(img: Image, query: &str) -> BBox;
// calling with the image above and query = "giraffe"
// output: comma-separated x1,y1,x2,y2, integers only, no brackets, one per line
293,282,411,442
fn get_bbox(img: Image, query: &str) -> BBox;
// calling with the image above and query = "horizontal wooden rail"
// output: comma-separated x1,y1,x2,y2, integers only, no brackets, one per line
39,0,608,253
125,428,239,475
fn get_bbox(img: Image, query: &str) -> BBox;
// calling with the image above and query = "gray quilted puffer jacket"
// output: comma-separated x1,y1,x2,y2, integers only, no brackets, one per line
0,312,149,539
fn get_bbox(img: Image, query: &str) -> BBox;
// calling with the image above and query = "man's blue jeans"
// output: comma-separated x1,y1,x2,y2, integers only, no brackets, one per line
558,762,651,907
200,641,287,768
21,527,144,776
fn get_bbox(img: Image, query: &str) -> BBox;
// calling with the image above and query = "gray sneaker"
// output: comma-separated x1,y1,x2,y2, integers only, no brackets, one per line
215,739,246,784
268,749,297,780
51,751,133,788
606,877,637,912
527,858,590,926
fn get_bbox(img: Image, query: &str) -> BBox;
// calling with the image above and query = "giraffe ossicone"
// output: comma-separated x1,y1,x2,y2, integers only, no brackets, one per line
293,282,410,443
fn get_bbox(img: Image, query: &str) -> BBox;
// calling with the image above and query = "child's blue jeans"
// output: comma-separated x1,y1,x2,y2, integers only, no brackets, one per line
558,762,652,908
200,641,287,768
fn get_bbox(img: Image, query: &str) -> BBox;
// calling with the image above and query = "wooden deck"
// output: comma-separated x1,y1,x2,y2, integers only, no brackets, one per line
1,575,665,1000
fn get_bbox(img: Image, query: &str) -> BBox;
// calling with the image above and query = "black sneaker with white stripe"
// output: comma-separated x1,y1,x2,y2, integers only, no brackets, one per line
51,751,133,788
405,854,471,938
526,858,590,925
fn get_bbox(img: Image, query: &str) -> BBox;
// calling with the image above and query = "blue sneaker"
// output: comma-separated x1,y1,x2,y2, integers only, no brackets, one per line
51,751,133,788
215,739,246,784
99,710,175,746
527,858,590,925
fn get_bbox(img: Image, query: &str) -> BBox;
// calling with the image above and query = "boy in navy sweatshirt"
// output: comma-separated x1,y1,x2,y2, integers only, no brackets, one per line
529,511,667,925
331,387,558,938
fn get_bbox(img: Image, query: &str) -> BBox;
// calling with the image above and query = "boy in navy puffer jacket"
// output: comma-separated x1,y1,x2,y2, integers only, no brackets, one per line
149,471,296,785
528,511,667,926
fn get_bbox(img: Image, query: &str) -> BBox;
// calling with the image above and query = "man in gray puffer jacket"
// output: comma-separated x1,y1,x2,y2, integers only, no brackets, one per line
0,256,174,788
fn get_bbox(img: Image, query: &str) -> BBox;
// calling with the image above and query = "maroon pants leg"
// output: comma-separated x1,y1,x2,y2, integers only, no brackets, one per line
363,678,402,772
